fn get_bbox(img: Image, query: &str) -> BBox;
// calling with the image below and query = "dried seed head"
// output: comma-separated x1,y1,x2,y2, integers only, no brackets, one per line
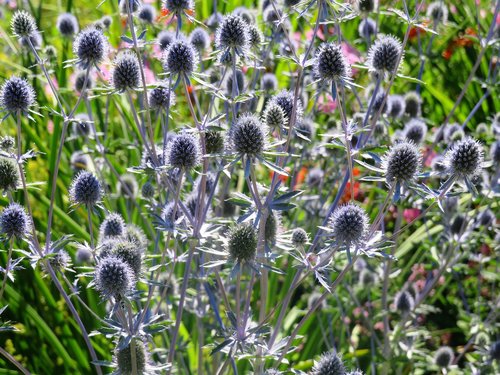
263,102,286,129
261,73,277,92
329,203,369,246
404,91,421,118
434,346,454,368
215,15,250,53
57,13,79,37
386,95,405,118
141,181,155,198
395,290,414,313
291,227,308,247
427,2,448,24
149,84,176,110
11,10,37,38
0,76,36,114
228,223,257,263
358,18,376,39
164,0,194,14
231,114,267,156
95,256,134,298
0,203,30,239
367,35,403,75
112,240,142,277
163,40,198,76
138,4,156,23
444,137,484,178
116,338,147,375
167,133,201,169
205,130,225,154
118,174,139,199
403,118,427,144
269,90,303,127
189,27,210,50
69,171,102,206
0,157,20,192
314,42,351,83
100,213,126,239
73,27,109,67
311,352,346,375
112,52,141,91
382,141,422,184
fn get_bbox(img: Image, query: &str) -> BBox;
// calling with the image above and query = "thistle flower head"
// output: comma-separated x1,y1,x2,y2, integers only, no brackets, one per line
386,95,405,118
311,352,346,375
57,13,79,37
0,76,36,114
230,114,267,156
269,90,303,127
125,225,148,250
0,136,16,152
357,0,378,13
313,42,351,83
73,27,109,67
189,27,210,51
116,338,148,375
11,10,37,38
490,140,500,163
0,203,30,239
404,91,421,118
261,73,277,92
0,157,20,192
295,118,315,141
69,171,102,206
118,174,139,199
163,40,198,76
74,70,94,92
228,223,257,263
291,227,308,247
100,212,126,239
358,18,376,39
234,6,253,24
307,168,324,187
164,0,194,14
215,15,250,54
265,210,280,243
367,35,403,75
157,30,176,51
70,151,91,171
427,2,448,24
101,16,112,28
263,102,286,129
47,250,71,272
149,83,176,110
205,130,225,154
434,346,454,368
450,214,466,235
490,341,500,361
403,118,427,144
382,140,422,184
444,137,484,178
138,4,156,23
94,256,134,298
395,290,414,312
248,25,263,47
443,123,461,143
167,133,201,169
141,181,155,198
329,203,369,246
162,201,182,228
226,70,245,94
76,244,93,264
111,240,143,277
359,268,377,287
112,51,141,92
477,208,494,227
372,93,388,113
72,113,92,137
119,0,140,14
207,12,224,30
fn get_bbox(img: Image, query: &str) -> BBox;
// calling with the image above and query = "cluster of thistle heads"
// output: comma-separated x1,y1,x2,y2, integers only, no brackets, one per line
0,0,498,373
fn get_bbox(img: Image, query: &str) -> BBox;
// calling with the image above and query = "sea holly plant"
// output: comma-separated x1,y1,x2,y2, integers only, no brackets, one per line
0,1,498,375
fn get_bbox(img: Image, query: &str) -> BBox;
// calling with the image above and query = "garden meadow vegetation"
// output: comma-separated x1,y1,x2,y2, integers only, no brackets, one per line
0,0,498,374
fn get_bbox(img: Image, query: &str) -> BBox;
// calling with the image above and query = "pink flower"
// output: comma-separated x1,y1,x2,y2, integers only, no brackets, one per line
44,78,59,102
403,208,421,223
318,94,337,113
47,120,54,134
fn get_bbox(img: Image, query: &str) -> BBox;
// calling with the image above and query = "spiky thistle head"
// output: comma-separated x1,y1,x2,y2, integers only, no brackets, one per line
248,25,263,48
0,157,20,193
0,136,16,152
261,73,277,92
444,137,484,178
228,223,257,263
404,91,421,118
163,39,198,76
263,102,286,129
72,113,92,137
359,268,377,287
11,10,37,38
115,338,148,375
269,90,303,127
164,0,194,15
125,225,148,250
382,140,422,184
157,30,176,51
70,151,91,171
490,341,500,361
226,70,245,94
149,83,176,110
167,133,201,170
314,42,351,84
73,27,109,68
215,15,250,54
230,114,267,156
387,95,405,118
291,227,308,247
265,210,280,243
47,250,71,272
329,203,369,246
57,13,79,37
0,76,36,115
205,130,225,154
75,70,94,93
189,27,210,51
307,168,324,187
141,181,155,199
356,0,378,13
119,0,140,13
0,203,30,239
490,140,500,163
138,4,156,23
295,118,315,141
69,171,102,206
403,118,427,144
427,2,448,24
112,51,141,92
434,346,454,368
358,18,376,39
100,212,126,239
395,290,414,313
111,240,143,277
94,256,135,298
311,352,346,375
367,35,403,75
